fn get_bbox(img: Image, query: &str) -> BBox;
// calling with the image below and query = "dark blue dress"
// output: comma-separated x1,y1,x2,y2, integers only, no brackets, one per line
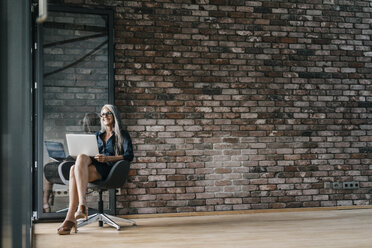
91,130,134,180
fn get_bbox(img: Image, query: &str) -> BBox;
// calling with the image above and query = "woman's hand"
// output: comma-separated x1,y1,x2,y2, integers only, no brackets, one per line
94,154,107,163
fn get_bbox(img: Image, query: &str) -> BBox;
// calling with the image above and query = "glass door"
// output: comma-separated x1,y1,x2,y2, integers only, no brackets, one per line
34,5,114,219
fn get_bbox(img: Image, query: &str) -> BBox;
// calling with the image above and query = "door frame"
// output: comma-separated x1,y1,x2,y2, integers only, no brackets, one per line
33,4,115,220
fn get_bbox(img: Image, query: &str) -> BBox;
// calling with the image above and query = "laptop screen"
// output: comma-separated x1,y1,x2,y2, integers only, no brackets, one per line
65,134,98,157
45,141,66,159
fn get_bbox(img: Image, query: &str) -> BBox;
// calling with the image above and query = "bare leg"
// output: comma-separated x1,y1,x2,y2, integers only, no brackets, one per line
74,154,101,206
43,177,53,212
63,165,79,222
59,154,101,233
74,154,90,206
65,156,102,220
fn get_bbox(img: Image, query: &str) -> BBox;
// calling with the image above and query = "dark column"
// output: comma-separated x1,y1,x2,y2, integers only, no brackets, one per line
0,0,32,247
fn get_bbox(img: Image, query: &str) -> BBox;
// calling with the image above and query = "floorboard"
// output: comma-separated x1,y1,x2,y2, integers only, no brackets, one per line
33,208,372,248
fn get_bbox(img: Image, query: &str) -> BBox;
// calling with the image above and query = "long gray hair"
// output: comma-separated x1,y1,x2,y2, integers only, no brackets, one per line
100,104,124,155
83,112,100,133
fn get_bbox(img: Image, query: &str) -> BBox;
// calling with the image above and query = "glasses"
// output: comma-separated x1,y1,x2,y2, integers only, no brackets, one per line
100,112,113,118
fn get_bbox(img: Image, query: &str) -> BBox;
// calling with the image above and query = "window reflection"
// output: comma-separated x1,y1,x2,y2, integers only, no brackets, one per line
42,11,110,214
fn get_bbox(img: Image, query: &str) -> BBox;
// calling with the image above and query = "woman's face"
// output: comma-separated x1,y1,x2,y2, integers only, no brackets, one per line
100,107,114,128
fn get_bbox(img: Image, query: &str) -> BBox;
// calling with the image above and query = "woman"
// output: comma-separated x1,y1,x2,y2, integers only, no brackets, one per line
57,104,134,235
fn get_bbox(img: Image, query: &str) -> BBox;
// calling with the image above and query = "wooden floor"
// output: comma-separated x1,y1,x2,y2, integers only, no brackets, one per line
33,208,372,248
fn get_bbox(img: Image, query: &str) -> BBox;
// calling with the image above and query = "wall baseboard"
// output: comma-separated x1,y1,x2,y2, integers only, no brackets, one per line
120,205,372,219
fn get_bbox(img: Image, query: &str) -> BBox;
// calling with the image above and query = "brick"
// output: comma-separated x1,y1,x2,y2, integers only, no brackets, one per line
42,0,372,215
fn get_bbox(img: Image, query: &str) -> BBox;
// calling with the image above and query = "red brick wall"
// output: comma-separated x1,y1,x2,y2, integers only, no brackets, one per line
66,0,372,214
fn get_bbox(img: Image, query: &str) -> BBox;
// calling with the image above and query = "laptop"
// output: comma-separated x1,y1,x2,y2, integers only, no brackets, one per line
45,141,66,162
66,134,99,157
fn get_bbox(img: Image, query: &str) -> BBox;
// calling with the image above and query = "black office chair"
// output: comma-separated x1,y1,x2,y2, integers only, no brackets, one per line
58,160,136,230
44,161,64,184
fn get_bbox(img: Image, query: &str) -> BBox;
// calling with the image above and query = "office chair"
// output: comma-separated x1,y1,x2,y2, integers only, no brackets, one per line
58,160,136,230
44,161,64,184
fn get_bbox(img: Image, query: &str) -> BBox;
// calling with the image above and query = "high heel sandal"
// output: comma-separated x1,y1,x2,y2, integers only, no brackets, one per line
75,205,88,220
57,220,77,235
43,190,54,213
43,204,51,213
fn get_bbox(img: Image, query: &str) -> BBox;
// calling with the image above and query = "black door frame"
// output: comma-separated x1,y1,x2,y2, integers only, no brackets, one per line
33,4,115,220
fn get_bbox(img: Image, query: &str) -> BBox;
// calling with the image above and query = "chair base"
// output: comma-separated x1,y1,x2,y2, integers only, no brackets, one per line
77,213,136,231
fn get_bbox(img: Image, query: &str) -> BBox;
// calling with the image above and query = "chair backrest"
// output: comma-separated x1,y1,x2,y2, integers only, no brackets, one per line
58,160,131,190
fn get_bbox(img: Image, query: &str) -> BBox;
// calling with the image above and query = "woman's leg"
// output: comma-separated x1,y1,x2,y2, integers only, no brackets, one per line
58,158,101,234
74,154,101,207
57,165,79,234
59,161,100,218
43,177,53,212
63,165,79,221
